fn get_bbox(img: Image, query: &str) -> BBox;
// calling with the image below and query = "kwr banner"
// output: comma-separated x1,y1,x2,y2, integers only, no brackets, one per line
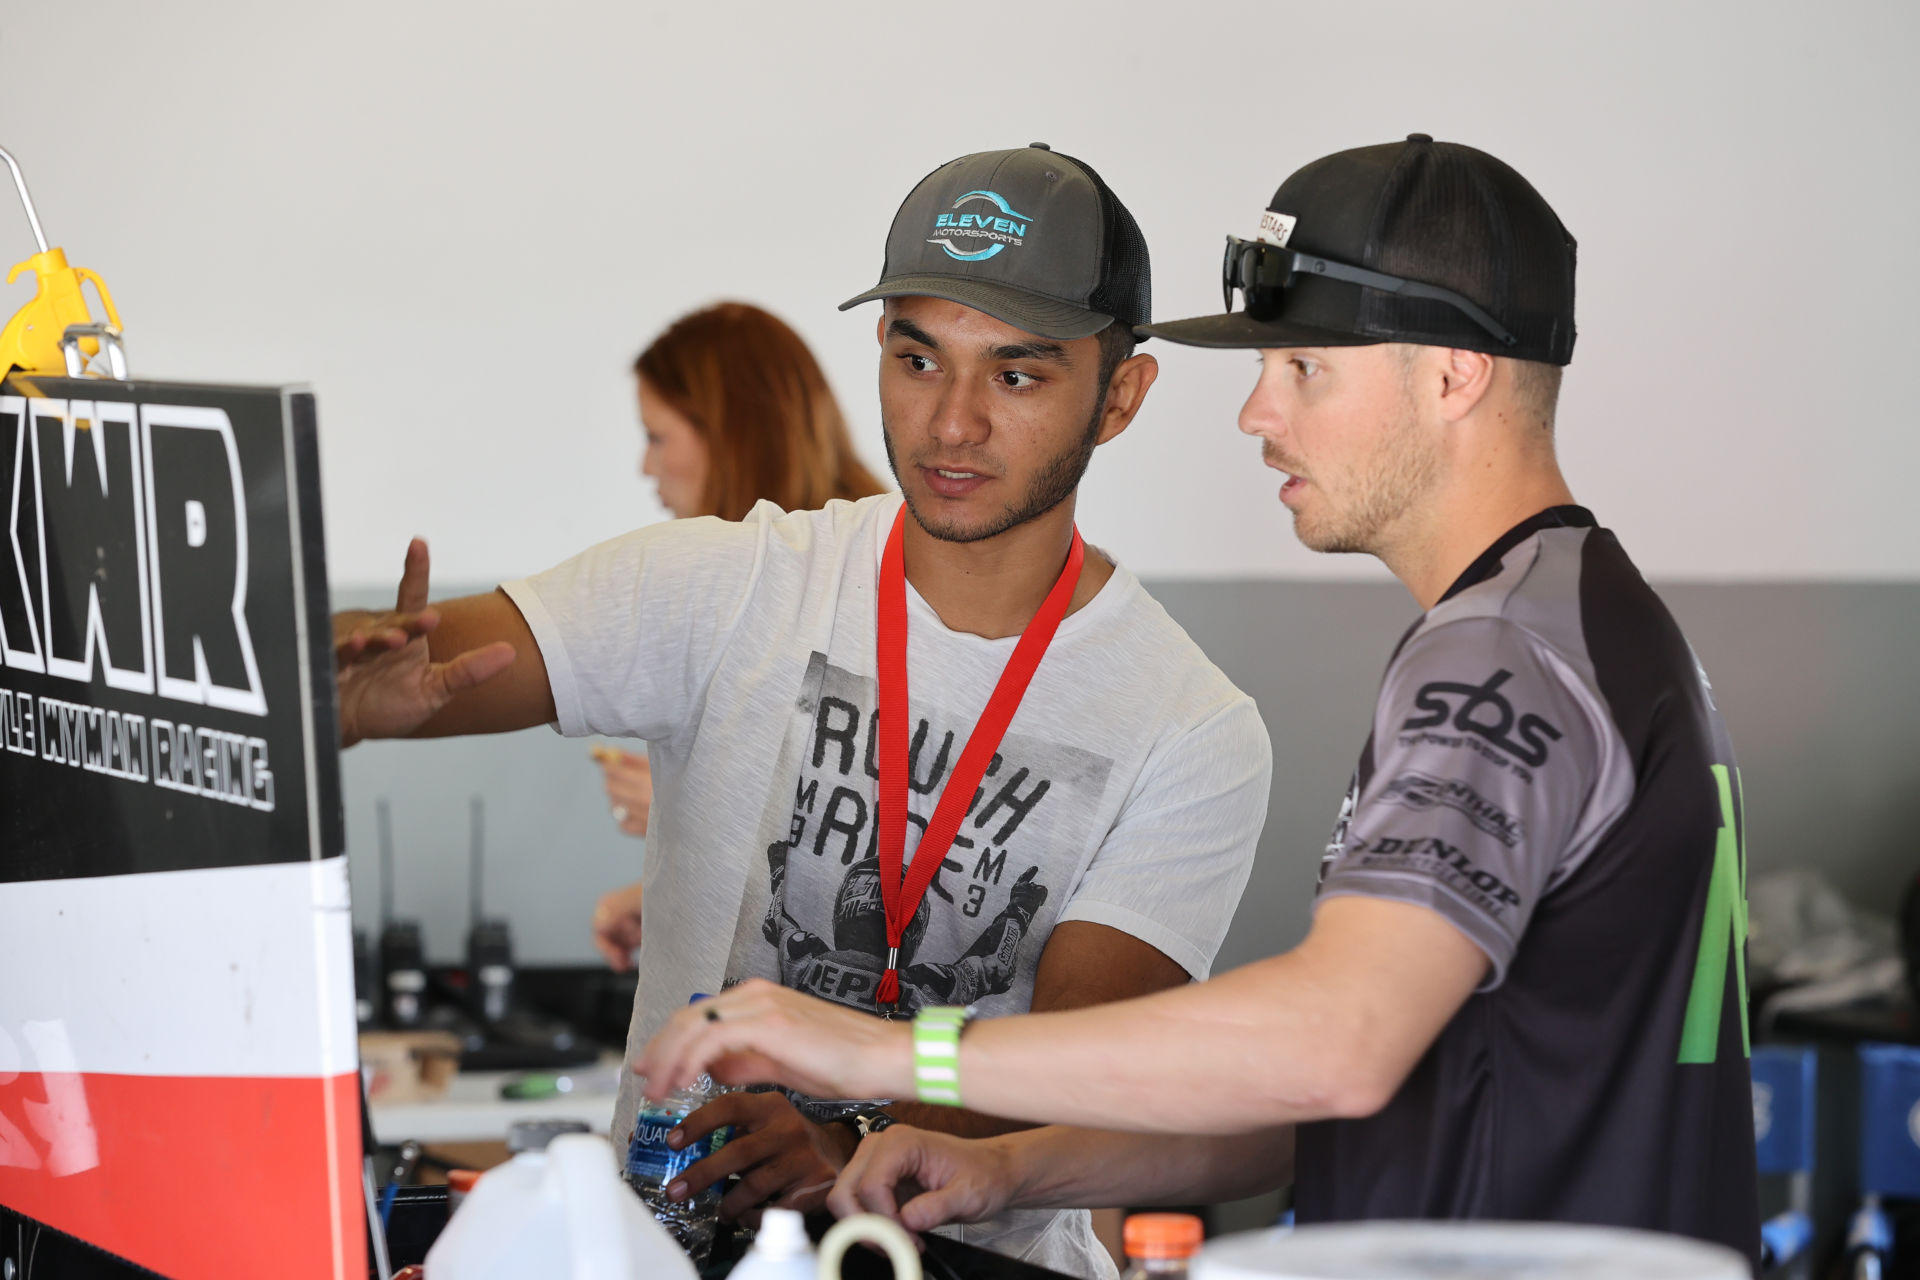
0,375,359,1280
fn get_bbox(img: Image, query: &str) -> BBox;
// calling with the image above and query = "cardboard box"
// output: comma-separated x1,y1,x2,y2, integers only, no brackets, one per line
360,1030,463,1103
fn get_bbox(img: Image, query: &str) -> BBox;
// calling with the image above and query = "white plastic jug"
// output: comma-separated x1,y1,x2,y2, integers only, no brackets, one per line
727,1208,817,1280
425,1132,698,1280
1193,1221,1749,1280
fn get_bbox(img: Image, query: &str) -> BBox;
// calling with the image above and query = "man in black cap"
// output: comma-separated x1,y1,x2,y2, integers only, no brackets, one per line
634,135,1762,1268
334,145,1270,1278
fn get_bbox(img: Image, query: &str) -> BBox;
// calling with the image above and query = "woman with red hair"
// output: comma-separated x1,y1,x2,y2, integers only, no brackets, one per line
591,302,884,969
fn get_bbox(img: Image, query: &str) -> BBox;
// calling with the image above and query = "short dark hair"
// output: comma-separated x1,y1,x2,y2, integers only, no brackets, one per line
1095,320,1137,390
1078,319,1140,440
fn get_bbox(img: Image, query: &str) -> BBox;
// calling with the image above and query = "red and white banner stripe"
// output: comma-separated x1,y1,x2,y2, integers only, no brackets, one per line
0,856,362,1279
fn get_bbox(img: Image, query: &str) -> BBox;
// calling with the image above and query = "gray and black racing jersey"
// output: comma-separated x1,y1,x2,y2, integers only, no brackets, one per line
1296,506,1760,1269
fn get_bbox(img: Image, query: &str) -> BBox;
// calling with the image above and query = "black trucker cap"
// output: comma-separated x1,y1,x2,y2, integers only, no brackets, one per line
1141,134,1576,365
841,143,1150,341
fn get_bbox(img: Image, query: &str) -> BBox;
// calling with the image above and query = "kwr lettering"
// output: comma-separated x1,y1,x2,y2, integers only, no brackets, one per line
0,396,265,715
1402,670,1561,767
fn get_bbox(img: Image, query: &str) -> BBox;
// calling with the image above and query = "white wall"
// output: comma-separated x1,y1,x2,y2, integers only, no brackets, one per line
1,0,1912,585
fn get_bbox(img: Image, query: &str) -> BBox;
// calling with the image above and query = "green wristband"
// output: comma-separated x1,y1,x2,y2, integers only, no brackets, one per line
913,1005,972,1107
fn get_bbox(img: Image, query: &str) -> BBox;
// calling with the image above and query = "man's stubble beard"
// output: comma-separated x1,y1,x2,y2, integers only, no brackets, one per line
1293,390,1439,556
885,395,1105,546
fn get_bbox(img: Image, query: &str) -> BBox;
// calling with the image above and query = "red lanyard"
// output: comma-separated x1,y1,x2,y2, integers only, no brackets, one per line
874,503,1084,1008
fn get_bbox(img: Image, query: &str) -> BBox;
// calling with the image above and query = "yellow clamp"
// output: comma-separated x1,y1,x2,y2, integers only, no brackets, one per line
0,246,122,377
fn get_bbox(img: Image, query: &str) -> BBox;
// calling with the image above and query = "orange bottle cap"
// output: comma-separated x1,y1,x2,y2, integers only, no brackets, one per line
1124,1213,1203,1260
447,1168,483,1193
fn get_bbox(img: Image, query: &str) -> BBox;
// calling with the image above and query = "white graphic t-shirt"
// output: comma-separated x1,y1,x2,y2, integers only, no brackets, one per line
502,495,1269,1279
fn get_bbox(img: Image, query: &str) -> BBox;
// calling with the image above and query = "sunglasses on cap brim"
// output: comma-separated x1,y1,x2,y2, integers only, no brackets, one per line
1221,235,1518,349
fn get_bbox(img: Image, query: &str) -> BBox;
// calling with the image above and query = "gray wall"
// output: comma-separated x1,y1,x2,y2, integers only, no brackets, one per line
1159,580,1920,977
339,581,1920,971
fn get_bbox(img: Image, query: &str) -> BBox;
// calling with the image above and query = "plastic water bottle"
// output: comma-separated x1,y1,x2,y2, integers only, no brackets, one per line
623,996,732,1262
1122,1214,1203,1280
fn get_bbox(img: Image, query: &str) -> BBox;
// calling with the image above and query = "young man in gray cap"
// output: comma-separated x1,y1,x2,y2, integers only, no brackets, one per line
334,145,1269,1278
634,135,1762,1269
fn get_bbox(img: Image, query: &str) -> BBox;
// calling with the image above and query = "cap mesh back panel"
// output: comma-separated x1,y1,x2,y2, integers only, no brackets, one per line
1056,149,1151,328
1366,143,1576,364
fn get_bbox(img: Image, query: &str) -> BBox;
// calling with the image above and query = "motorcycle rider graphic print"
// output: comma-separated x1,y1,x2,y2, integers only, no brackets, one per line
761,840,1050,1015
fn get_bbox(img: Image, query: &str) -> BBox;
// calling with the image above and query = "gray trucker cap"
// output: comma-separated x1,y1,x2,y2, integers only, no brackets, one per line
840,143,1151,341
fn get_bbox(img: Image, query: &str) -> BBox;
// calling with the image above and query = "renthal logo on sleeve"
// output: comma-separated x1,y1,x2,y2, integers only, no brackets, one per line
1349,833,1523,915
1401,670,1561,768
1379,771,1524,847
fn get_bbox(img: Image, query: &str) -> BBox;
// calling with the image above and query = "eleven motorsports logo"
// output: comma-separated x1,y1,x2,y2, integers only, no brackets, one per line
927,190,1034,261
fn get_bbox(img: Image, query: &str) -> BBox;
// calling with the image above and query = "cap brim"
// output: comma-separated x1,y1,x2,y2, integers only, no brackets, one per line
1134,310,1384,350
840,274,1114,341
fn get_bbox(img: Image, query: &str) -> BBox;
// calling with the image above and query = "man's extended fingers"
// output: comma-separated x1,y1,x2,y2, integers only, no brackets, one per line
673,1092,753,1144
636,1035,700,1099
396,538,432,614
638,996,746,1095
334,630,400,671
826,1184,860,1221
900,1185,977,1234
720,1155,827,1221
853,1166,905,1220
433,640,517,696
837,1131,1001,1232
826,1146,868,1221
358,623,421,652
673,1124,774,1200
637,980,826,1098
834,1138,905,1221
336,611,438,665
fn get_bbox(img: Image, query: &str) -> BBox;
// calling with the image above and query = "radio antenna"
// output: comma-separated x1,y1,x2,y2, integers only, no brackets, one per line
377,797,395,926
469,796,485,929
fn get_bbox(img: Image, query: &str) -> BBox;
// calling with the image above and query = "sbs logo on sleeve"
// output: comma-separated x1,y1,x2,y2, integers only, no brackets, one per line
1401,669,1564,768
927,190,1034,262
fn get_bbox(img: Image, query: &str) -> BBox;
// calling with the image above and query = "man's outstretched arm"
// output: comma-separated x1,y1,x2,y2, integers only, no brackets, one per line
883,917,1195,1136
334,538,556,744
663,920,1193,1221
635,895,1488,1136
830,1124,1294,1233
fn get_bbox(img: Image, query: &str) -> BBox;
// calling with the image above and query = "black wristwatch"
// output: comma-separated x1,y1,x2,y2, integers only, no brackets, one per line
836,1111,896,1140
